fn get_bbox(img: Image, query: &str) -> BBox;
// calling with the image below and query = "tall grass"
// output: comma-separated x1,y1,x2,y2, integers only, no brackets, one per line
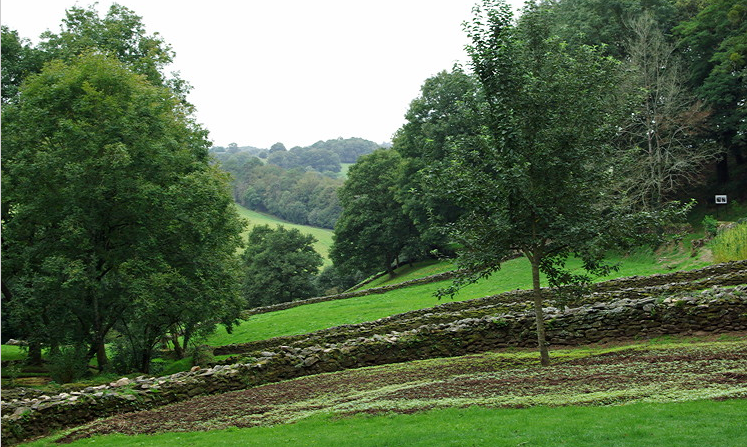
711,222,747,262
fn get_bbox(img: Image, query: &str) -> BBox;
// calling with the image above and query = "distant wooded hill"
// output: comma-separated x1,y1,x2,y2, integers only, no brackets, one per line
211,137,387,228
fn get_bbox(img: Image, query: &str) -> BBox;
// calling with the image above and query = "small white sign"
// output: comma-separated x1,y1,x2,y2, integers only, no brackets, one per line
715,195,728,204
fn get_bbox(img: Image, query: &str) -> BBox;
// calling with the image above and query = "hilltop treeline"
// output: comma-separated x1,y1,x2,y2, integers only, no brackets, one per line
211,138,384,228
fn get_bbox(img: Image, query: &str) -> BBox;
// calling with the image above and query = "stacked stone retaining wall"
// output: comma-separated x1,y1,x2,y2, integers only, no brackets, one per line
243,260,747,317
219,263,747,356
3,284,746,445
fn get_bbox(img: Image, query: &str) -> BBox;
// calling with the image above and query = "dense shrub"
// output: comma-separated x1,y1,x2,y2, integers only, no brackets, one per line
48,345,89,384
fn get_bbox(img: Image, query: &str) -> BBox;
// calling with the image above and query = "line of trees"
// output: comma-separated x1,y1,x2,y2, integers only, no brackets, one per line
330,0,745,364
215,154,344,229
210,137,383,229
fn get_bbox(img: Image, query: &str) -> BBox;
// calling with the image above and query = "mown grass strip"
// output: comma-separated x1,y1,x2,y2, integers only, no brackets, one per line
28,399,747,446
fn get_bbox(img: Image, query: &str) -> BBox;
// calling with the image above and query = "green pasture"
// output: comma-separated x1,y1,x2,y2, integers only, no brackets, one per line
234,204,334,264
1,345,26,362
25,399,747,446
207,248,710,346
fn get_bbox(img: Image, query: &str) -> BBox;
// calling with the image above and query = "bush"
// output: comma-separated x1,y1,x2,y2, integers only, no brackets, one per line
191,345,215,368
48,345,89,384
711,222,747,262
702,215,719,238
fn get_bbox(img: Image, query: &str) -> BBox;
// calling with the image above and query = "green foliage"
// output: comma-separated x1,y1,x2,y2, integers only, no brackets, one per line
234,204,334,263
540,0,679,59
711,222,747,262
309,137,381,163
702,215,719,237
216,155,343,229
48,345,89,384
392,68,481,252
675,0,747,181
331,149,422,277
36,3,178,92
315,264,365,295
1,26,45,104
1,51,245,373
242,225,323,308
190,345,215,368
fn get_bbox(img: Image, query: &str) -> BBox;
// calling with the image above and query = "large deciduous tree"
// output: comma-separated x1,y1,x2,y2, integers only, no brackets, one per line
331,149,420,278
433,0,677,366
392,68,482,253
241,225,323,308
675,0,747,184
1,52,245,372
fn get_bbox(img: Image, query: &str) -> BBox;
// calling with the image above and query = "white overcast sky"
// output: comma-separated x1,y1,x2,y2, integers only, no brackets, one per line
1,0,524,149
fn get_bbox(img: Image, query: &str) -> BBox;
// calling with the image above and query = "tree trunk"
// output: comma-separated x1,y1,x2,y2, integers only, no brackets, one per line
716,152,729,184
530,257,551,366
172,330,184,359
95,339,108,371
140,348,152,373
27,342,43,366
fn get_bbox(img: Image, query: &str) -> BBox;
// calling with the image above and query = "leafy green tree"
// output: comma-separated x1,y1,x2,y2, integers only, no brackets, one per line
675,0,747,184
270,142,287,153
1,26,45,104
37,3,178,92
393,68,483,253
331,149,421,277
1,52,245,371
541,0,679,59
433,0,677,366
241,225,323,308
310,137,380,163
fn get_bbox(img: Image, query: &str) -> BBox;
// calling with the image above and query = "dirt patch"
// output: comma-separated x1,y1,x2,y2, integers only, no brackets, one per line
57,340,747,444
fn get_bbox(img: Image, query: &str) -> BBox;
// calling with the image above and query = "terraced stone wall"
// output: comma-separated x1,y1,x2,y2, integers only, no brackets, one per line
218,264,747,356
242,260,747,317
3,286,746,445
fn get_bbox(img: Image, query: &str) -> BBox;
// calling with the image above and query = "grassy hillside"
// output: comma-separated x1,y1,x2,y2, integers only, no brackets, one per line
207,247,711,346
234,204,334,264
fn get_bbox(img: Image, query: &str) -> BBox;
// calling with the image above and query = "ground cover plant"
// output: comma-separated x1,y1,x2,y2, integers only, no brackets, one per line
24,336,747,446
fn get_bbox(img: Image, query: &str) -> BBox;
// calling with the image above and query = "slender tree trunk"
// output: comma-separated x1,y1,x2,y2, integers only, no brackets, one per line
95,339,108,371
530,256,550,366
172,330,184,359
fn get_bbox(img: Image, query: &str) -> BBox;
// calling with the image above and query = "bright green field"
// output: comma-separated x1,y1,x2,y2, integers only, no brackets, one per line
234,204,334,264
27,399,747,446
207,248,710,346
1,345,26,361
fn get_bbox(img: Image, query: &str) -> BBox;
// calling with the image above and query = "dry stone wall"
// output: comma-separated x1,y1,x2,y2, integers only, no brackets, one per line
218,263,747,356
242,260,747,317
3,284,746,445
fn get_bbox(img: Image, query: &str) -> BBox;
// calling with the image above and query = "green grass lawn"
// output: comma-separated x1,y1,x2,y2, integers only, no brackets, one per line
1,345,26,362
234,204,334,264
207,248,711,346
27,399,747,446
